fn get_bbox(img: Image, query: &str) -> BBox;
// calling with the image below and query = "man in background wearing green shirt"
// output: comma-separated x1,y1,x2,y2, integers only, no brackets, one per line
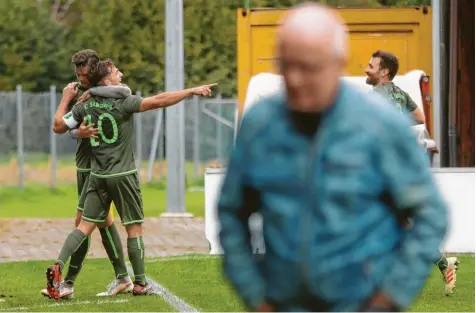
365,50,425,125
365,50,459,296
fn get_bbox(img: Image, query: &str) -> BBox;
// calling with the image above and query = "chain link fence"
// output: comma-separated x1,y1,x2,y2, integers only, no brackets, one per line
0,86,237,188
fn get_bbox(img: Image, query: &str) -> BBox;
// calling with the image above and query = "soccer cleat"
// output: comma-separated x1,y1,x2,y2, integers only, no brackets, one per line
132,282,153,296
41,282,74,299
441,256,459,295
45,264,62,300
96,277,133,297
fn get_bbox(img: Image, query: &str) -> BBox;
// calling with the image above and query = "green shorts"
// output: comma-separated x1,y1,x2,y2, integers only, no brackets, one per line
76,171,91,212
82,172,144,225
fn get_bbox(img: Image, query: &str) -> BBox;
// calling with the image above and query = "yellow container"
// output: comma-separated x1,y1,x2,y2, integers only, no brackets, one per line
237,7,433,131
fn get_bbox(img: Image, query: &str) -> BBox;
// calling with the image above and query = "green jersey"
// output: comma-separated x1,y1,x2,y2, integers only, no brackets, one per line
67,84,92,172
64,95,143,177
372,82,418,114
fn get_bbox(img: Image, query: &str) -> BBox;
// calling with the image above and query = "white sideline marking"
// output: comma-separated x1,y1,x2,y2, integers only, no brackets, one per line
126,263,199,312
0,299,129,311
144,254,221,264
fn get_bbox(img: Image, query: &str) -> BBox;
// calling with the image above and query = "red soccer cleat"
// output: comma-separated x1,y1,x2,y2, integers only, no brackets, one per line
132,282,153,296
45,264,62,300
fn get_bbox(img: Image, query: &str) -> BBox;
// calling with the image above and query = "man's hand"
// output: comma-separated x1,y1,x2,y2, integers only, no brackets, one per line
76,90,91,104
76,119,98,139
363,292,398,312
63,82,79,103
255,302,274,312
191,83,217,97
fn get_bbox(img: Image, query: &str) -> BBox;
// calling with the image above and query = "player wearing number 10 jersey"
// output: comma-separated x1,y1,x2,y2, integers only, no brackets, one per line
45,58,217,299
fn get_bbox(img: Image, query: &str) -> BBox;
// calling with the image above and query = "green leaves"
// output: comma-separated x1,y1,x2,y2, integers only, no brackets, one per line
0,0,71,91
0,0,431,94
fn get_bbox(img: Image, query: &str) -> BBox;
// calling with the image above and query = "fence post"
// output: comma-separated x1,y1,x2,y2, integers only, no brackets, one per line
216,94,223,165
16,85,24,190
49,85,57,188
193,96,200,181
158,114,164,180
146,108,164,182
135,90,143,183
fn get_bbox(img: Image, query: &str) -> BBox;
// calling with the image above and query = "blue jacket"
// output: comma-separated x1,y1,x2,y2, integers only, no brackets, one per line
218,81,448,311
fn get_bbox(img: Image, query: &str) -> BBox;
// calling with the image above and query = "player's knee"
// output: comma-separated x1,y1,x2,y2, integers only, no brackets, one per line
98,215,114,228
77,219,96,236
125,223,143,238
97,220,113,228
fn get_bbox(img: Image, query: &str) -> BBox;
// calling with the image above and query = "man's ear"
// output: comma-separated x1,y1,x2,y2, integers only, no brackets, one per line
381,68,389,79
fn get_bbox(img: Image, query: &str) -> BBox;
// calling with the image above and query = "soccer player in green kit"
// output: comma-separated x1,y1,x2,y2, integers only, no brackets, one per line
365,50,459,296
365,50,426,125
47,58,216,297
44,50,135,299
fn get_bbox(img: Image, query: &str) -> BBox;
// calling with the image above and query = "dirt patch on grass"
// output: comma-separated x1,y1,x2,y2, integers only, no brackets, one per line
0,217,208,262
0,220,11,236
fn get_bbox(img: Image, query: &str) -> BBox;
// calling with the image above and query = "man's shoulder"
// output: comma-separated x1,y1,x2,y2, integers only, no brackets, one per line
241,93,283,125
70,101,85,114
388,82,406,94
342,81,390,111
67,90,84,111
341,81,412,131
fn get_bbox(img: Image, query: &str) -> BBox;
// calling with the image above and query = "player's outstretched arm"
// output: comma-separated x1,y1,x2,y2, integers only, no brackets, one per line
76,85,132,104
138,83,217,112
90,85,132,98
53,83,79,134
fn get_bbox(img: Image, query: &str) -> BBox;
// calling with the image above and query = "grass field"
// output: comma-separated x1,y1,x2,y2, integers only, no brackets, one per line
0,154,210,186
0,155,474,312
0,255,473,312
0,156,208,217
0,184,205,218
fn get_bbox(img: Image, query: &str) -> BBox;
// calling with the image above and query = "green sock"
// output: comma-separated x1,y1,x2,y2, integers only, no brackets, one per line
127,236,146,285
57,229,87,272
64,236,90,285
99,224,129,279
435,253,448,271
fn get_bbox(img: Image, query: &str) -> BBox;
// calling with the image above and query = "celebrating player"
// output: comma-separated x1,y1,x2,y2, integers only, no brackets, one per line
43,50,134,299
46,58,216,298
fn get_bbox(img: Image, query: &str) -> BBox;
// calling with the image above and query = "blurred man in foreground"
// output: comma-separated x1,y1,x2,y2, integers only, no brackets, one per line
218,2,448,312
366,50,459,296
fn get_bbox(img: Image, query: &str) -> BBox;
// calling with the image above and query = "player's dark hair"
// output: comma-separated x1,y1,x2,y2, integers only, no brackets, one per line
87,58,115,86
372,50,399,80
71,49,99,68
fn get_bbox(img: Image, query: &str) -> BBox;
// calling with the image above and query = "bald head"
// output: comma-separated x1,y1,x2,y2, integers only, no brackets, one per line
276,2,348,113
278,2,348,60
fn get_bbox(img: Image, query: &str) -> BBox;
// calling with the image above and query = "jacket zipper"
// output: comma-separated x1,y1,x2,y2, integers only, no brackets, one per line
300,128,324,291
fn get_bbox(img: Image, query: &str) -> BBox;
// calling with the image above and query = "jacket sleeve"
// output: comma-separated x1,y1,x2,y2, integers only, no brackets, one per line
218,117,266,310
378,114,448,309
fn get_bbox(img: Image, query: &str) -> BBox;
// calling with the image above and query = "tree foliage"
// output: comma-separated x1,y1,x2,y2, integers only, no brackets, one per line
0,0,72,91
0,0,431,95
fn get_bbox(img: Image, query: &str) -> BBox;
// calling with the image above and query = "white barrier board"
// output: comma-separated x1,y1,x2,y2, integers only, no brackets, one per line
236,71,429,141
205,168,475,254
435,169,475,253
